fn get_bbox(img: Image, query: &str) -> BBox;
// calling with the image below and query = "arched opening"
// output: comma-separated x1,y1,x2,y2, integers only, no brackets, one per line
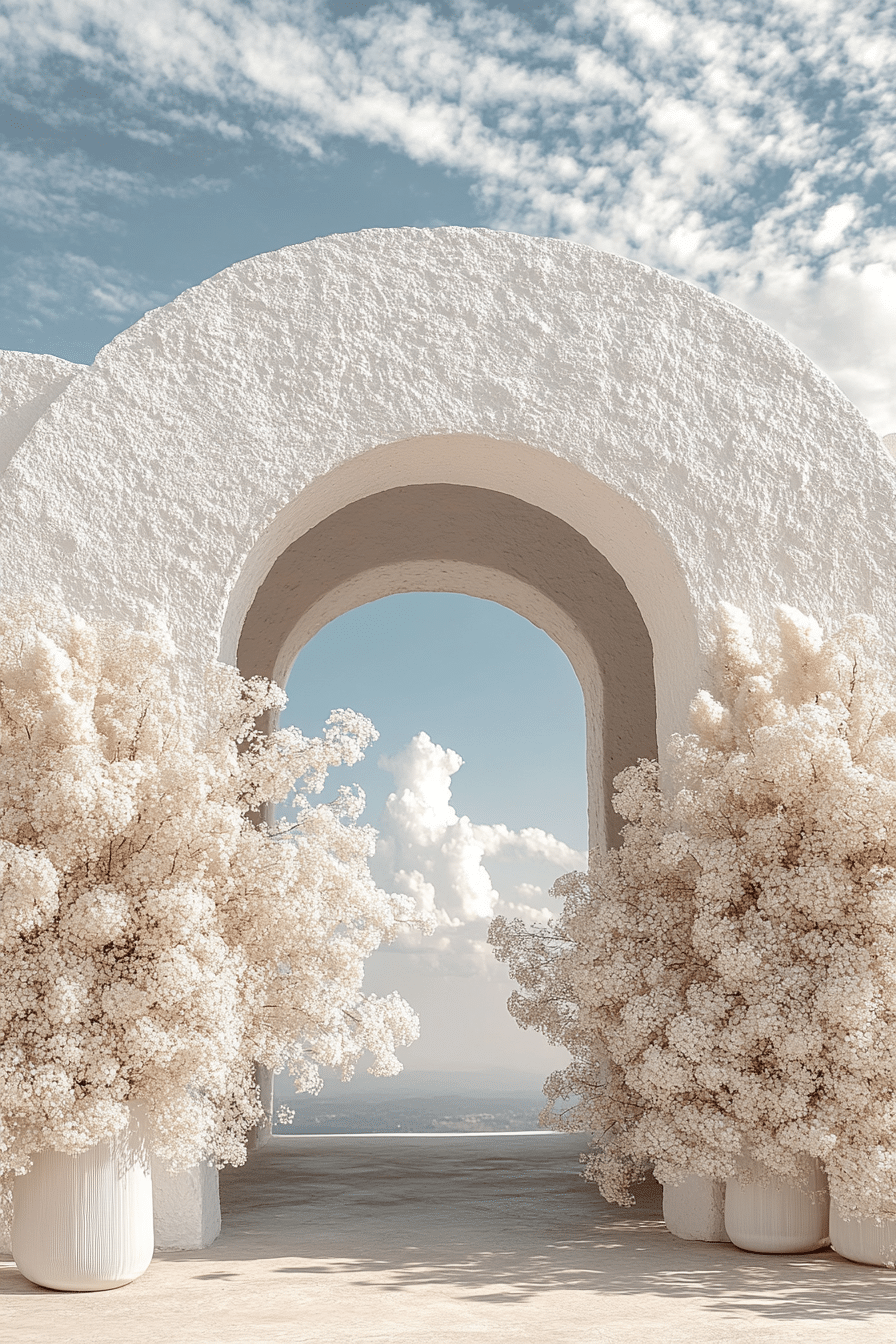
7,224,891,1256
236,481,657,849
229,437,673,1137
269,591,588,1132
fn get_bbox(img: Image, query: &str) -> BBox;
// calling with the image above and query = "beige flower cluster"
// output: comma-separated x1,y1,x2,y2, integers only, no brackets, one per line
491,604,896,1217
0,597,420,1202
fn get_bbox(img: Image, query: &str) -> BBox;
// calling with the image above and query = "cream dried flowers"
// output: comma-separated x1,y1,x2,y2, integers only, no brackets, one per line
491,604,896,1218
0,597,420,1198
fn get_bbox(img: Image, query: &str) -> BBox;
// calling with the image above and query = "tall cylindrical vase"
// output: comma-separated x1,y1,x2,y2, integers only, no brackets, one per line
724,1153,829,1254
12,1107,154,1291
830,1203,896,1268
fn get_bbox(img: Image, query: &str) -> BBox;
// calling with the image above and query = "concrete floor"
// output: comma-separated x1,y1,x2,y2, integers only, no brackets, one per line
3,1133,896,1343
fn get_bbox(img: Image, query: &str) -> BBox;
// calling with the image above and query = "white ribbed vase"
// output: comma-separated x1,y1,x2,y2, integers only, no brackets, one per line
724,1154,829,1254
830,1203,896,1268
12,1108,154,1291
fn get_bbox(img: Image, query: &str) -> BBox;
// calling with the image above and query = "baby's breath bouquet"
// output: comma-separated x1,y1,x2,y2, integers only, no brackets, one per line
0,597,420,1218
492,604,896,1218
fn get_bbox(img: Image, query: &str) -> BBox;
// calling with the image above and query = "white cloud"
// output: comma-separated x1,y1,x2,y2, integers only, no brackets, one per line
0,251,168,328
2,0,895,427
0,148,144,233
373,732,584,977
0,146,228,233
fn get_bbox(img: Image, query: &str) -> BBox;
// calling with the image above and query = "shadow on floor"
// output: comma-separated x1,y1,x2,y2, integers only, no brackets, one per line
3,1133,896,1333
204,1135,896,1326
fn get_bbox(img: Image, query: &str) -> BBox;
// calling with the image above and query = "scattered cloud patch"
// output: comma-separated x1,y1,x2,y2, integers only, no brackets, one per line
0,148,146,233
0,144,229,234
0,250,169,329
1,0,895,426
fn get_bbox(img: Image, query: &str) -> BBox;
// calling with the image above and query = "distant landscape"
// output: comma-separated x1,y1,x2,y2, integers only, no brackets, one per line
271,1069,578,1135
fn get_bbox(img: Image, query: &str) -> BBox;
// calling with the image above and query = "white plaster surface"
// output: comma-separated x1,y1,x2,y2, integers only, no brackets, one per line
252,1063,274,1150
0,350,85,476
2,228,893,753
3,1135,896,1342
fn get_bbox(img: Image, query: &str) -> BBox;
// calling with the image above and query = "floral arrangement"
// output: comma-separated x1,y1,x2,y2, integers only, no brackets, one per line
0,597,420,1209
491,604,896,1219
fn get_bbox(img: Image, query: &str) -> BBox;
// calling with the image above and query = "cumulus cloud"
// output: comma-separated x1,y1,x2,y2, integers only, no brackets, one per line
1,0,895,425
372,732,584,978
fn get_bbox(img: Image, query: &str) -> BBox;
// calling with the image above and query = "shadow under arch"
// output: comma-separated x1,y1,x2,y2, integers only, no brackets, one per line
236,482,657,849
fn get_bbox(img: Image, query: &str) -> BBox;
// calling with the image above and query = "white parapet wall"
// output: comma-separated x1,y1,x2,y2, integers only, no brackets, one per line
662,1176,730,1242
152,1162,221,1252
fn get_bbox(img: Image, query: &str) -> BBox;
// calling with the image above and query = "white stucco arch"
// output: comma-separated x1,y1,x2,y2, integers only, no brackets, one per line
220,431,695,690
2,224,895,834
230,465,661,847
2,228,892,757
3,225,896,1243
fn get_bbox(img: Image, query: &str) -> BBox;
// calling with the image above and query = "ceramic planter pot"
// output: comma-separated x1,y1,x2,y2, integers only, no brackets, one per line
830,1202,896,1268
12,1107,153,1291
724,1153,829,1254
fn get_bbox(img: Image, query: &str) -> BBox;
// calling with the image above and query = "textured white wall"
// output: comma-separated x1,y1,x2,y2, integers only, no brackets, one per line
1,229,893,737
2,226,895,1246
0,350,84,477
151,1159,221,1252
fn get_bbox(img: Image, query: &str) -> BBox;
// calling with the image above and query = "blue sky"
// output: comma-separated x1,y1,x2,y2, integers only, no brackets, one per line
2,0,895,1079
2,0,895,429
280,594,586,1077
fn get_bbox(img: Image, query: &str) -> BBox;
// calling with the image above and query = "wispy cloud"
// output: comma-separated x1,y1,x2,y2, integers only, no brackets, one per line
0,250,168,328
0,145,228,233
0,148,149,232
1,0,895,425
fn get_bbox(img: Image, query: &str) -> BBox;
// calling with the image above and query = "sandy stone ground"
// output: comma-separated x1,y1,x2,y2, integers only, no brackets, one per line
3,1133,896,1343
